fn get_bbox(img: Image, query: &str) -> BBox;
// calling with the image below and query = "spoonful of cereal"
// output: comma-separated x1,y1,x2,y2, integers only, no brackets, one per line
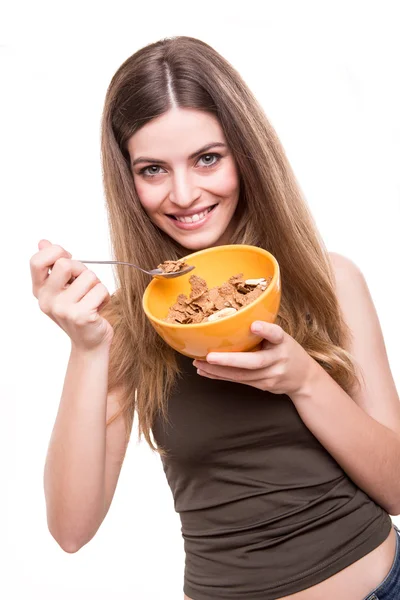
74,258,195,279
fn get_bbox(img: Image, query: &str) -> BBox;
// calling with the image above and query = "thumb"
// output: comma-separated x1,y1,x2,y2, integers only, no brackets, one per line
251,321,284,344
38,239,52,250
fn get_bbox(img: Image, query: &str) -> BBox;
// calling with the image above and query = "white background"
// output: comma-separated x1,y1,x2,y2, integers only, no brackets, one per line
1,1,399,598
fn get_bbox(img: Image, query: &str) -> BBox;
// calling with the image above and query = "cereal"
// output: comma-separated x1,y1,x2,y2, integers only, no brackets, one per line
158,259,189,273
245,278,267,286
207,308,238,322
163,273,272,324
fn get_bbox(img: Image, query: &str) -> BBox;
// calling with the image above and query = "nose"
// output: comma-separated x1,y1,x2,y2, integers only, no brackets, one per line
169,170,200,208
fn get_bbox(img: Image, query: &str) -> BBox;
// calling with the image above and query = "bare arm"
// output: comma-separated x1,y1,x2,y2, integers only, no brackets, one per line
44,343,130,553
30,241,131,553
290,253,400,514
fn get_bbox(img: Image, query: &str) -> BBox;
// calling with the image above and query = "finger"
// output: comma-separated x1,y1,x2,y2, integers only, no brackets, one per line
205,347,280,370
251,321,285,345
194,359,277,381
38,239,52,251
198,368,275,392
45,258,89,295
196,363,261,381
77,282,111,318
197,369,232,382
193,348,280,378
62,268,102,303
30,243,72,295
197,369,267,391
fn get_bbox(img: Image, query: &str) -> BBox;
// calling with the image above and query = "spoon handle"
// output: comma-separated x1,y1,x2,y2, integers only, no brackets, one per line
76,260,152,275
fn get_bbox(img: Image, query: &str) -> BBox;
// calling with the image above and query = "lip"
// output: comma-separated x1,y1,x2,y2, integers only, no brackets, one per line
167,204,217,218
167,204,217,230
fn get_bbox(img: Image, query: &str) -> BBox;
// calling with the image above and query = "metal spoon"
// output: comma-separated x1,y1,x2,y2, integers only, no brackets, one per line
75,259,195,279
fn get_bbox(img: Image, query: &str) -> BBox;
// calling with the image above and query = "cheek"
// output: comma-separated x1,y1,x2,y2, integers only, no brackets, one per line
212,162,240,197
133,177,164,214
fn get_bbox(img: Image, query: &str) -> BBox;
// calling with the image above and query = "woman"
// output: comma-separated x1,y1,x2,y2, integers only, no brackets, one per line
30,36,400,599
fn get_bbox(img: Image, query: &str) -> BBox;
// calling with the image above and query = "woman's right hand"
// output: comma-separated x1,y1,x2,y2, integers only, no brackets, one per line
30,239,114,351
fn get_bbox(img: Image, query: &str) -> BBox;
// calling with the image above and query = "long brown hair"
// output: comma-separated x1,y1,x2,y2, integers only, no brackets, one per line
100,36,358,451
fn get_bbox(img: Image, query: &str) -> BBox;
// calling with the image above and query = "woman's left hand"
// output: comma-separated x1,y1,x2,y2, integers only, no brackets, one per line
193,321,317,397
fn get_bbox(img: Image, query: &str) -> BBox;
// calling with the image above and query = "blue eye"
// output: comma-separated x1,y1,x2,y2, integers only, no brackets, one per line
140,165,163,177
139,152,222,178
198,153,221,167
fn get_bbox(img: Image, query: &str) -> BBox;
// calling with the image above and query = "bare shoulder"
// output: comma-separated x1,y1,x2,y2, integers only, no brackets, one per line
327,251,400,433
327,251,370,322
328,251,363,282
327,251,379,318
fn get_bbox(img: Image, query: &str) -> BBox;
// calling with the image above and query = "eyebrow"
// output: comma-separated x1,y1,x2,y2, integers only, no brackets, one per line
131,142,227,167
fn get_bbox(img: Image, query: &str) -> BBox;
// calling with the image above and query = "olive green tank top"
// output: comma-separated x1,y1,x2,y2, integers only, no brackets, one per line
152,352,392,600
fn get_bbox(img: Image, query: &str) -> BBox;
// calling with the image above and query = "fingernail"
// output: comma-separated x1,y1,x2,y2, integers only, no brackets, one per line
206,354,218,363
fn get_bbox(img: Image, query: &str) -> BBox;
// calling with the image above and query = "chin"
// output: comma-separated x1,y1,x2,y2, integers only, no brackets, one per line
175,231,228,252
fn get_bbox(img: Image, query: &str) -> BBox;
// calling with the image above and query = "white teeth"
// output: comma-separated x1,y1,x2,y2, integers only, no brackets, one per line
174,206,213,223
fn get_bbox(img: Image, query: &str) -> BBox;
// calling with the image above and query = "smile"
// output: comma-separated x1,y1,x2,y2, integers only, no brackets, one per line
169,204,217,223
167,204,218,230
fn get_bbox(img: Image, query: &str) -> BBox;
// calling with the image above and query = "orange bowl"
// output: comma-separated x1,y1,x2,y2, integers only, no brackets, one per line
142,244,281,359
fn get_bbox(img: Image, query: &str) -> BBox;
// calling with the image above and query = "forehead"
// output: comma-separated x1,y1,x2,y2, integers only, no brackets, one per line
126,108,226,158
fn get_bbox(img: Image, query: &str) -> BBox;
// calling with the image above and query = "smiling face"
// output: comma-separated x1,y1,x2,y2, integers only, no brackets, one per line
127,108,241,251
